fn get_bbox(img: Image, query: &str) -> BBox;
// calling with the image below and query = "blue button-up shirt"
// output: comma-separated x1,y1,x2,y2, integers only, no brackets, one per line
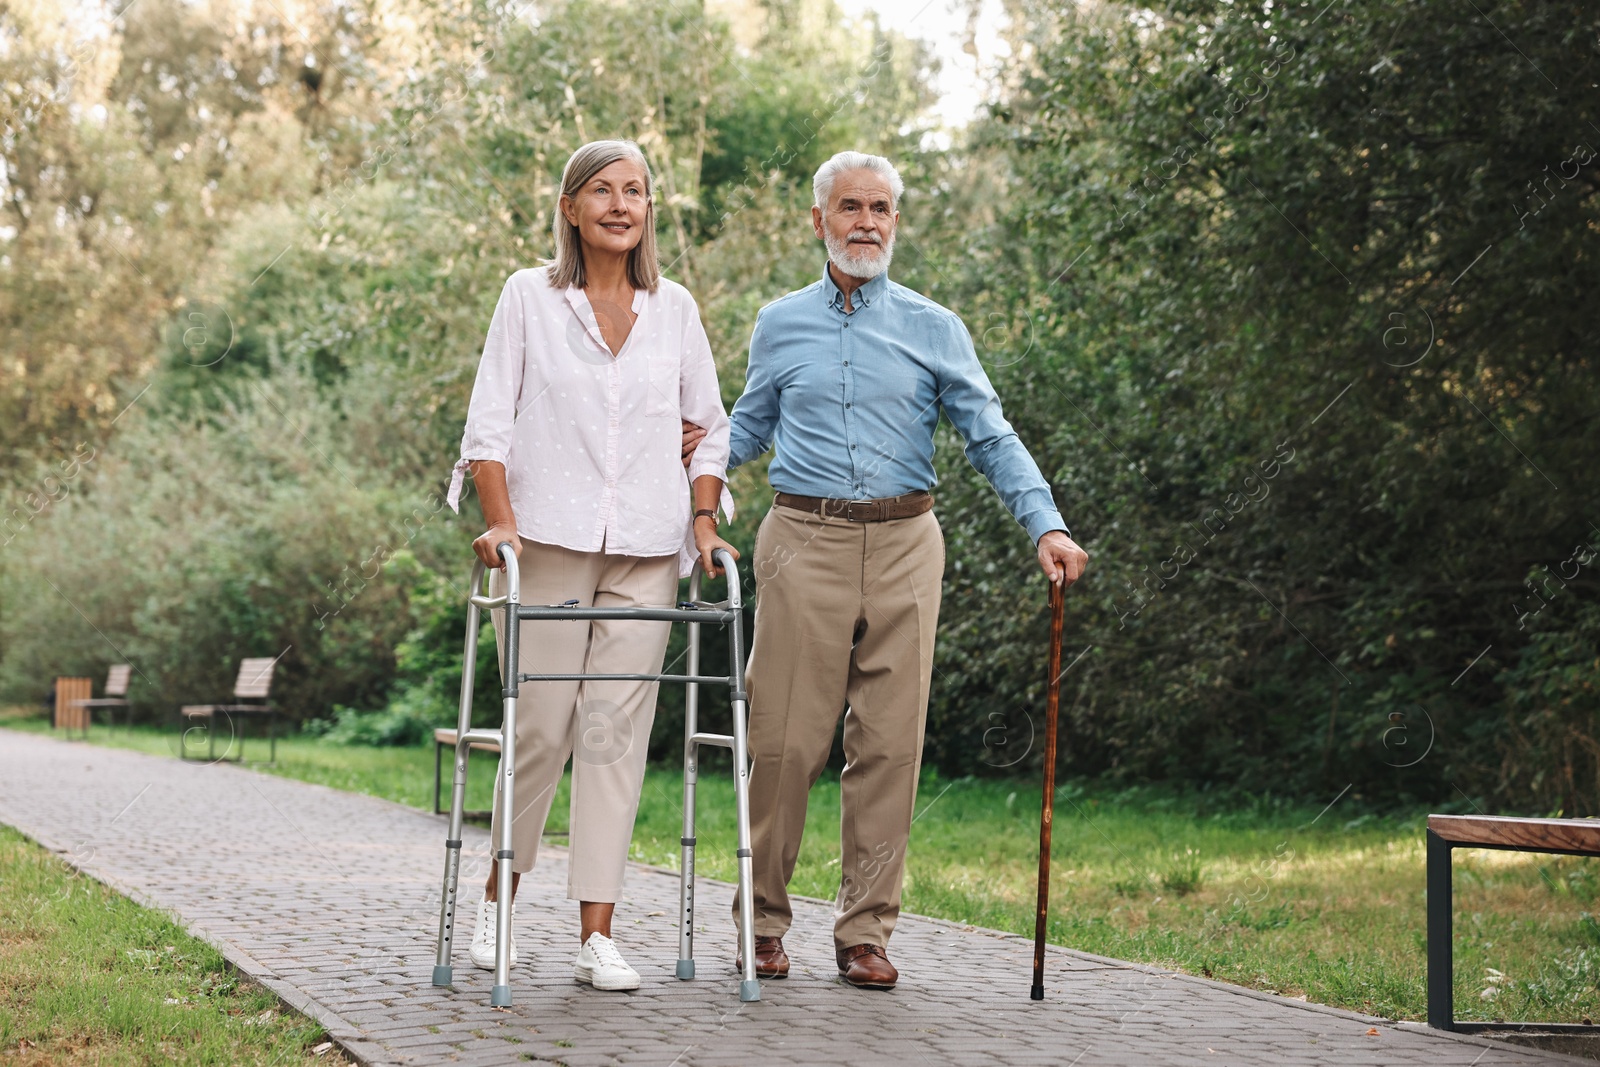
727,264,1068,543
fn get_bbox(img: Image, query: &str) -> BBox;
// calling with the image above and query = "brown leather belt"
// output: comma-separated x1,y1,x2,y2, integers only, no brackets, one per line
773,490,933,522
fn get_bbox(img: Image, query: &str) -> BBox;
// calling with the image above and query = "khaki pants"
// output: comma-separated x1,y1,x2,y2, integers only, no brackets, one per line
733,504,944,949
486,538,677,901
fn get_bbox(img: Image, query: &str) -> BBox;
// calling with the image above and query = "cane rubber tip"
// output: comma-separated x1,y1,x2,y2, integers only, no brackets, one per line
490,984,512,1007
1030,984,1045,1001
676,959,695,980
739,979,762,1002
432,965,453,987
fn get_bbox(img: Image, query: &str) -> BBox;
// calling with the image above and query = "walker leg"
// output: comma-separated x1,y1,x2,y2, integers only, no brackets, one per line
716,551,761,1003
677,758,698,980
731,690,759,1002
489,687,515,1004
433,826,462,988
434,591,484,988
678,621,701,981
486,566,518,1011
433,740,474,987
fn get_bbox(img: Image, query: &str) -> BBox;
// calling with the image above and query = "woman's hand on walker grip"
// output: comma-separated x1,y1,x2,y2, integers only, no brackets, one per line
693,516,738,578
473,524,521,569
1037,531,1087,588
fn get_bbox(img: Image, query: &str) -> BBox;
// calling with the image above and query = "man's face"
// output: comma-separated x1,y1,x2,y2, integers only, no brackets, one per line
812,168,898,281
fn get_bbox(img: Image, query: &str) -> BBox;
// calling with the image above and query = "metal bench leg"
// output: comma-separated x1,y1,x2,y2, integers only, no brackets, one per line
678,619,701,981
1427,828,1453,1029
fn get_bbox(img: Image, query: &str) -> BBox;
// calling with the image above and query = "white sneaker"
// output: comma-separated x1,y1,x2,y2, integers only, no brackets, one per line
574,932,640,991
468,897,518,970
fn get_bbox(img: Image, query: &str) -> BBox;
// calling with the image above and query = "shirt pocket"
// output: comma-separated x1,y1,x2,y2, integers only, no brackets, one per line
645,348,679,418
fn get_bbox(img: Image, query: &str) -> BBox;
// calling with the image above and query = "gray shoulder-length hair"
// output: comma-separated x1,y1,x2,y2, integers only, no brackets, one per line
546,139,660,292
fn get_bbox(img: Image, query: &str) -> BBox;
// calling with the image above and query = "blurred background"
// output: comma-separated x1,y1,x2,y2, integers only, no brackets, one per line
3,0,1597,814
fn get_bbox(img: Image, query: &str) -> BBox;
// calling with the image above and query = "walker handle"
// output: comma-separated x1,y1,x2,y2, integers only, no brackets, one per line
467,542,520,608
498,542,520,604
712,547,743,612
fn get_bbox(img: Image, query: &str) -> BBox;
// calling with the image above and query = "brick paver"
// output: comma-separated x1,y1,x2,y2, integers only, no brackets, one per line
0,730,1579,1066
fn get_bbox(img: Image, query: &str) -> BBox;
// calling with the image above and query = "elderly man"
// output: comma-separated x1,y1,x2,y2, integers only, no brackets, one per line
703,150,1087,990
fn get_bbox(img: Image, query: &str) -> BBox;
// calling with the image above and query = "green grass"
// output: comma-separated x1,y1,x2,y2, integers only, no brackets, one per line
0,820,345,1065
5,708,1599,1025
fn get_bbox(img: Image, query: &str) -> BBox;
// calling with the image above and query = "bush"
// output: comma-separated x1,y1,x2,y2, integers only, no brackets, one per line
0,362,461,726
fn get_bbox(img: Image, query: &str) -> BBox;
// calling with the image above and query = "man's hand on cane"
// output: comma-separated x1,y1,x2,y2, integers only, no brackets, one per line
1037,530,1088,588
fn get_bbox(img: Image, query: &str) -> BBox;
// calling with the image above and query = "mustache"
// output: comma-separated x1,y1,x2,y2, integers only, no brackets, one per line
845,230,883,246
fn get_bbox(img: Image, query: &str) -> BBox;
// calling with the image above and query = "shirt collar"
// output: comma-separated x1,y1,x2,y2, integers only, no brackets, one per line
820,261,889,312
563,285,645,353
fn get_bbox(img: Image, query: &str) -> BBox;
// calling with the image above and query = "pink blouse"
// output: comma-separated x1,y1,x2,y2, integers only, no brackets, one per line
447,266,733,577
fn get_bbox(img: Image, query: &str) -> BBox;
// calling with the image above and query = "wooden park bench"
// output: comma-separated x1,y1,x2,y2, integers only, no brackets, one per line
53,676,92,738
1427,814,1600,1033
71,664,133,731
179,657,279,763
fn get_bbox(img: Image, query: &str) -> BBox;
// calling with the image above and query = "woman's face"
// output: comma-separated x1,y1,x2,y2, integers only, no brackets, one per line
561,158,650,262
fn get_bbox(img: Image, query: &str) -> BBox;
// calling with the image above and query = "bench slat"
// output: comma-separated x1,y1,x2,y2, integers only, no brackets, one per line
434,728,501,754
182,704,275,716
105,664,132,696
234,657,277,699
1428,814,1600,854
55,677,92,732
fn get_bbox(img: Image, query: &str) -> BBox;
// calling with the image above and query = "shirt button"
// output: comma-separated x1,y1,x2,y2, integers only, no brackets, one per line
843,322,849,328
851,444,857,450
845,403,852,409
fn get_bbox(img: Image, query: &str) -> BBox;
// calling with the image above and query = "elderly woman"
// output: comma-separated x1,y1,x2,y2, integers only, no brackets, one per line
445,139,736,991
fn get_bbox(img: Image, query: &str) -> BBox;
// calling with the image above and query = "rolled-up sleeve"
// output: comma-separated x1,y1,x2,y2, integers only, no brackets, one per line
936,314,1068,543
447,275,525,513
727,309,779,470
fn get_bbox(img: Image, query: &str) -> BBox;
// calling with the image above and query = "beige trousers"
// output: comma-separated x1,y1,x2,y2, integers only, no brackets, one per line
486,538,677,901
732,504,944,949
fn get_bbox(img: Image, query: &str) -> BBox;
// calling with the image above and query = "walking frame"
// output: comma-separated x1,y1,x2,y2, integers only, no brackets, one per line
431,542,761,1007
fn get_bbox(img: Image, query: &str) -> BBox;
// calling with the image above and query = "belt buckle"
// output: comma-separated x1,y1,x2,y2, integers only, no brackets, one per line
844,498,879,522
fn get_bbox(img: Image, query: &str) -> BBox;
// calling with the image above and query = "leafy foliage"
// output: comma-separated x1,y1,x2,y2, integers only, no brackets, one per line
924,0,1600,811
3,0,1597,811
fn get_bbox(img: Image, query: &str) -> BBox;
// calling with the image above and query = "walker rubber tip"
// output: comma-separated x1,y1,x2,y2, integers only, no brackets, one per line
432,965,453,987
739,979,761,1002
490,984,512,1007
1030,984,1044,1001
676,959,695,980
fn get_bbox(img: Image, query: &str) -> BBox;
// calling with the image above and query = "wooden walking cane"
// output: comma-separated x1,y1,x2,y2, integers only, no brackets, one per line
1030,578,1066,1001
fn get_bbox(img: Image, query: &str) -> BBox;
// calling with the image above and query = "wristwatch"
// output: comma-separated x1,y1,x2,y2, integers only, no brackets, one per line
694,508,719,528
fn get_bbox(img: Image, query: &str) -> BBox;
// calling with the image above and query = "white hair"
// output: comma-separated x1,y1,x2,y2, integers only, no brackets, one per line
812,150,905,212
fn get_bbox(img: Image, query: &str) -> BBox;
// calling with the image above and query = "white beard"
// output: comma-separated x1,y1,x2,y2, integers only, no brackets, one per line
824,228,895,280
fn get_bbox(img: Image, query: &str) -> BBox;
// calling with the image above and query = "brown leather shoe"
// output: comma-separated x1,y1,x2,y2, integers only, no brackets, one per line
836,943,897,990
736,935,789,979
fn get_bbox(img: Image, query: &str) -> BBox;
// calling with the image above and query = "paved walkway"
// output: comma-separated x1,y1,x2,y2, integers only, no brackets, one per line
0,729,1580,1067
